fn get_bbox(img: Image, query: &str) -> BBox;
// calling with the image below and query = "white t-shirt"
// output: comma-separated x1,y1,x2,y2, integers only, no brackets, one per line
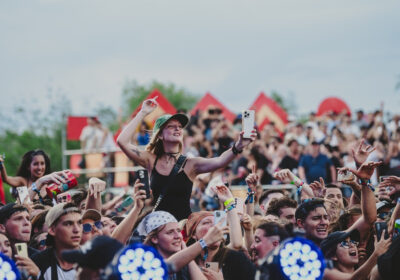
80,125,104,150
42,265,76,280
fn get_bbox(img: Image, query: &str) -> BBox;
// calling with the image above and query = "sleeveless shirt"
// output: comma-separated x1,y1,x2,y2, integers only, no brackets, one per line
150,157,193,221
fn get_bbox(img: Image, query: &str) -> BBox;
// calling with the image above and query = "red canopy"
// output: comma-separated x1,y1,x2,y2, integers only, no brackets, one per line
190,92,236,122
249,92,288,132
317,97,351,117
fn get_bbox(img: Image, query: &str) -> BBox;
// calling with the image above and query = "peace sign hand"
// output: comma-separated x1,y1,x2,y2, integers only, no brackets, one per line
245,165,259,191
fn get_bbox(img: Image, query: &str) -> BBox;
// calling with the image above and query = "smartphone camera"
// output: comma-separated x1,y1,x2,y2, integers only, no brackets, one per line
244,111,250,118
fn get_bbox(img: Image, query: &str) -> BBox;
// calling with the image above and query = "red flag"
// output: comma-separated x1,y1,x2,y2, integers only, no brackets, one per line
0,176,5,204
190,92,236,122
249,92,288,133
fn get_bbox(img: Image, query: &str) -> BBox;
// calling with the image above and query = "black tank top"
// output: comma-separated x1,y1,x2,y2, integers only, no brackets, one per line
150,156,193,221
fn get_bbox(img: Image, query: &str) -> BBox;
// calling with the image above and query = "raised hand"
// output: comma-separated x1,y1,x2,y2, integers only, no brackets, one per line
273,169,297,184
352,139,376,167
240,213,252,232
379,176,400,197
36,170,69,189
348,161,382,180
211,185,234,203
309,177,326,198
236,130,257,151
245,165,259,191
133,179,147,210
373,230,392,257
202,218,229,246
88,177,106,199
140,96,158,115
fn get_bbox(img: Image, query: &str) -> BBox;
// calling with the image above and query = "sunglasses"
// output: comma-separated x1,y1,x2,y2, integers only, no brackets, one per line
38,239,46,247
83,221,103,233
339,240,359,248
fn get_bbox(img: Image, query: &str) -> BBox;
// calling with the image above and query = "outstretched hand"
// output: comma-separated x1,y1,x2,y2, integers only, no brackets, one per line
140,96,158,115
88,177,106,199
211,185,234,203
348,161,382,180
352,139,376,167
309,177,326,198
273,169,297,184
379,176,400,197
245,165,259,191
236,130,257,151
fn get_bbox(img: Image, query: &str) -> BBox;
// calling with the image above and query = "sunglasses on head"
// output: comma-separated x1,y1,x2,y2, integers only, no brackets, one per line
83,221,103,233
339,240,359,248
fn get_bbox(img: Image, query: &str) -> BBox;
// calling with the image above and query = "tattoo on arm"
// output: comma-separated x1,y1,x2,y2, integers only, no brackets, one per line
132,148,141,157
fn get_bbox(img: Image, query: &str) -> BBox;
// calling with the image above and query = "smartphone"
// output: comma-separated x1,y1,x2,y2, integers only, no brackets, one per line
337,170,354,182
375,222,389,240
242,110,255,138
235,197,245,214
116,196,134,213
16,186,31,204
57,193,72,204
379,176,390,183
214,210,227,239
205,262,219,272
137,169,150,199
15,243,28,258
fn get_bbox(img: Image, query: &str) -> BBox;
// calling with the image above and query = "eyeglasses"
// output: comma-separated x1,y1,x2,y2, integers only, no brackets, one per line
83,221,103,233
339,240,359,248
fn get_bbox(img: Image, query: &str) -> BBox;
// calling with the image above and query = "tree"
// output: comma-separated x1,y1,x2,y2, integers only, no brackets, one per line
270,90,297,115
121,80,200,119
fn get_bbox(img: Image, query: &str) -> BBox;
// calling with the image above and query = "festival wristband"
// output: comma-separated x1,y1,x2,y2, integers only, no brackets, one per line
225,203,236,212
231,142,243,155
224,198,235,207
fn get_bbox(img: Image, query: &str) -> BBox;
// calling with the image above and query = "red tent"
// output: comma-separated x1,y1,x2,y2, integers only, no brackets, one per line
190,92,236,122
317,97,351,117
249,92,288,132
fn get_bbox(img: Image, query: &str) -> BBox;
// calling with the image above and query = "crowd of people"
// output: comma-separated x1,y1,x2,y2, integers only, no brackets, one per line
0,97,400,280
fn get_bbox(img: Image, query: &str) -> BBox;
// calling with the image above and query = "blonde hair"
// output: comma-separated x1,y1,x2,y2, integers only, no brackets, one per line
143,224,166,247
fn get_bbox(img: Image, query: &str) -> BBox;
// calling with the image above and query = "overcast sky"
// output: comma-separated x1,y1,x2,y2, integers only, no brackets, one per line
1,0,400,120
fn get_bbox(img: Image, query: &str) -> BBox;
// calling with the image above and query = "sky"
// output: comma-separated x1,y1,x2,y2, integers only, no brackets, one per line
1,0,400,122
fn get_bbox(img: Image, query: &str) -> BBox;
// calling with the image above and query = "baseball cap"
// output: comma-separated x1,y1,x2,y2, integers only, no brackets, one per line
45,203,81,227
62,235,123,269
82,209,101,222
152,114,189,135
0,203,28,224
320,229,360,257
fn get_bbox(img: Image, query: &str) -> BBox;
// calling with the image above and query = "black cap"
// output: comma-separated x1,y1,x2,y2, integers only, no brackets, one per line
320,230,360,256
62,236,123,269
0,203,28,224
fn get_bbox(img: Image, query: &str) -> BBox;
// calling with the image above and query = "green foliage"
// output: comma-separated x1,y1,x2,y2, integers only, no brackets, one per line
270,90,297,115
121,80,200,119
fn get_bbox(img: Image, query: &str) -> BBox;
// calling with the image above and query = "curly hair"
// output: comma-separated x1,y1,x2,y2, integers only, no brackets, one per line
267,197,298,217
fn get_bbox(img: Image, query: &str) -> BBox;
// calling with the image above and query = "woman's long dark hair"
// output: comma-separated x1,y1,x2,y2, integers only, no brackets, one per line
16,150,51,180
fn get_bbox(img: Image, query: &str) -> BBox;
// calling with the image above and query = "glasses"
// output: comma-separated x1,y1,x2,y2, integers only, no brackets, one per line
83,221,103,233
339,240,359,248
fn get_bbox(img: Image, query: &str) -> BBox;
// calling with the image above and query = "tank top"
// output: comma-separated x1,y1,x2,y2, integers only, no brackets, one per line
150,156,193,221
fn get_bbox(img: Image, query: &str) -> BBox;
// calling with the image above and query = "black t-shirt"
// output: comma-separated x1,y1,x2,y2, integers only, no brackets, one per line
278,155,299,172
219,249,256,280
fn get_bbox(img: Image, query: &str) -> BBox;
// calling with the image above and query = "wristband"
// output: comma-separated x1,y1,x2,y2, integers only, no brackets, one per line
397,197,400,204
199,239,208,262
245,188,255,204
31,182,38,193
358,178,370,185
225,203,236,212
231,142,243,155
224,198,235,207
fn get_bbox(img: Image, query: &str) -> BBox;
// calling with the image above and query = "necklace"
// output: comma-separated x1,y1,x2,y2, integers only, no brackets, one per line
165,152,180,163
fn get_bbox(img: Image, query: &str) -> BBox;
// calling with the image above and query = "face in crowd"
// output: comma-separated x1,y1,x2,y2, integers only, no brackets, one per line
0,210,31,243
324,187,344,209
250,229,280,263
332,237,359,267
80,218,103,245
260,192,284,215
29,155,46,180
297,206,329,243
0,233,12,259
194,216,222,250
160,119,184,144
49,212,82,249
151,222,182,257
100,216,117,236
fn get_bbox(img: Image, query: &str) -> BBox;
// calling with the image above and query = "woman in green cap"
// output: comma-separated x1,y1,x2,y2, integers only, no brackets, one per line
117,97,256,220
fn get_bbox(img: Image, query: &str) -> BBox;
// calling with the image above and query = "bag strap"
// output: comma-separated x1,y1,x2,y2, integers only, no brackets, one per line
153,155,186,212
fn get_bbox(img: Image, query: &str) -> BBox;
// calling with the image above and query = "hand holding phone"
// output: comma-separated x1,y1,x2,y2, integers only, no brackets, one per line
137,169,150,199
15,243,28,258
205,262,219,272
375,222,389,240
242,110,255,139
17,187,31,204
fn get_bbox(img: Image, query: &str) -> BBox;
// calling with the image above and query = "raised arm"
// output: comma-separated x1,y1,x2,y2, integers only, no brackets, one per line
273,169,314,200
346,162,380,238
116,97,158,169
187,130,256,176
85,177,106,212
111,180,145,244
0,157,27,187
212,185,243,250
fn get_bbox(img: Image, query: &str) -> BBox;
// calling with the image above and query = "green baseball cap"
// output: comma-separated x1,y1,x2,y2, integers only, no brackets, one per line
153,113,189,135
